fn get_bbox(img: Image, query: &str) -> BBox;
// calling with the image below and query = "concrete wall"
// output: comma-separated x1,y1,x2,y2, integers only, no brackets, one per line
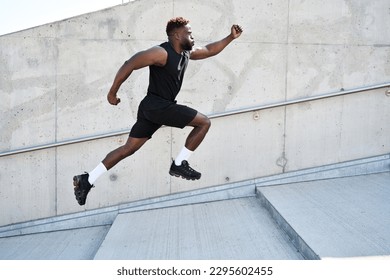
1,0,389,226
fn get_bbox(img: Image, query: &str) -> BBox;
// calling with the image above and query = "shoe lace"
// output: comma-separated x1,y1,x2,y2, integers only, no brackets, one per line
181,161,197,174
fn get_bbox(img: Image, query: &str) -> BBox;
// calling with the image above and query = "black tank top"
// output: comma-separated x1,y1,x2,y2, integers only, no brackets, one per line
147,42,190,101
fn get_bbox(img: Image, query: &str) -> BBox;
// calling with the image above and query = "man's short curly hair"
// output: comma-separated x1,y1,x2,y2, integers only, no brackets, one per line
166,17,190,36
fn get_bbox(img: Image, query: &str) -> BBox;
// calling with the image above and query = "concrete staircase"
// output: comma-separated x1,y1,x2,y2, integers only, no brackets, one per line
0,154,389,260
258,172,390,259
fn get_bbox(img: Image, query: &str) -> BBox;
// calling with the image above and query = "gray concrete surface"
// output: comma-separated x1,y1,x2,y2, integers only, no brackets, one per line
258,172,390,259
1,0,389,226
0,225,110,260
94,197,304,260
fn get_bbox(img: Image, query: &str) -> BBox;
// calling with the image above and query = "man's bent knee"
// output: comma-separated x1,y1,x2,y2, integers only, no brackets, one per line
202,116,211,130
190,113,211,129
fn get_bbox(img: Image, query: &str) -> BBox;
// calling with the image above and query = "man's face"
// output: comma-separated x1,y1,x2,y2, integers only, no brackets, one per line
178,24,195,51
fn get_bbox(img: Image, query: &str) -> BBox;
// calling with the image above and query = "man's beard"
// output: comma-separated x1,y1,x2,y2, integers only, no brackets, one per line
181,41,193,51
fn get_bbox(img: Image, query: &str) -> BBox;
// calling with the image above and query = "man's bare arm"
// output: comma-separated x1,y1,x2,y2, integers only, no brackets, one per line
190,24,243,60
107,46,167,105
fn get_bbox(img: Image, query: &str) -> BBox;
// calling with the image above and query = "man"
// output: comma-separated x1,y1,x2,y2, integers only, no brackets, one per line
73,17,243,205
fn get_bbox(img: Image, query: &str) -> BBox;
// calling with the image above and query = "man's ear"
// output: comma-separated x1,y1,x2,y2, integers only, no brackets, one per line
173,32,180,40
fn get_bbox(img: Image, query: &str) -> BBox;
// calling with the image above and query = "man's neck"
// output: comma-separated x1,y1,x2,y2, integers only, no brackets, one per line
168,39,183,54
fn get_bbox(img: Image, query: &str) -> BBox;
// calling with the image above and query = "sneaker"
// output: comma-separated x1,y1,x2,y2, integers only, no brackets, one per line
73,173,94,205
169,160,201,180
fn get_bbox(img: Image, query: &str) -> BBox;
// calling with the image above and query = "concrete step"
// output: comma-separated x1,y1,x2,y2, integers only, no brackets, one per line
93,197,304,260
258,172,390,259
0,225,110,260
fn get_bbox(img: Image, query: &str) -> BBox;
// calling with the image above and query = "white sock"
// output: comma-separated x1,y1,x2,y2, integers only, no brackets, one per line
174,146,193,166
88,162,107,185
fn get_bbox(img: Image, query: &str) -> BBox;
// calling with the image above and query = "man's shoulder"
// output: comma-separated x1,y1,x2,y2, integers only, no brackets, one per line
141,45,167,67
147,43,169,57
158,41,170,50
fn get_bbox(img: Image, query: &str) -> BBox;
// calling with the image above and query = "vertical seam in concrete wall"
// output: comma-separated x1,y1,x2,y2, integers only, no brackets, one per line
337,96,345,162
54,37,59,216
281,0,291,174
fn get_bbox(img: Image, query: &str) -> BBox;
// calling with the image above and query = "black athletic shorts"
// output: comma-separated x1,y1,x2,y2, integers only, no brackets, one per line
129,94,198,138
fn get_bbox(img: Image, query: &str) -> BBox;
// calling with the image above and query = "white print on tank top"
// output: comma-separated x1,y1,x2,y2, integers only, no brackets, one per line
177,53,188,81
